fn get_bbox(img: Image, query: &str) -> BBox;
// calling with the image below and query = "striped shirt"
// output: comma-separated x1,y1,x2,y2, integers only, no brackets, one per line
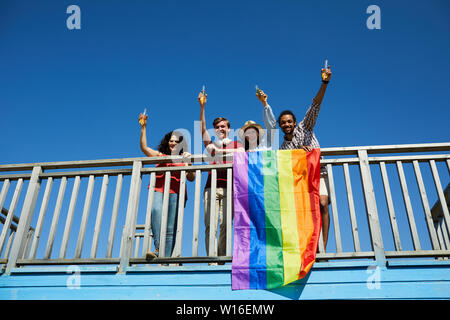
280,99,321,150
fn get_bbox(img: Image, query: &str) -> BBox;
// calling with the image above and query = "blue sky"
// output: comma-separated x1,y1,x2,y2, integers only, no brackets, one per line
0,1,449,259
1,0,449,164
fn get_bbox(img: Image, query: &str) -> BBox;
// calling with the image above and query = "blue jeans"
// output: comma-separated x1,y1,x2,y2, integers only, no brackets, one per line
151,191,179,257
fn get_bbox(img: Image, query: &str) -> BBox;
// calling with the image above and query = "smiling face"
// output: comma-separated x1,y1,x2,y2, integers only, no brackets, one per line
279,114,296,135
214,120,230,140
168,135,179,154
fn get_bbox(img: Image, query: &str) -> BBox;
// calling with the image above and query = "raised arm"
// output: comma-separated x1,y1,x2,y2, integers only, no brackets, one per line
139,113,162,157
302,66,332,131
198,91,212,149
256,89,277,148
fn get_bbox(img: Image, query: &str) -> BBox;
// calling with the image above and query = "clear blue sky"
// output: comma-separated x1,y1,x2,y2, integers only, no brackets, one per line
1,1,449,259
1,0,449,164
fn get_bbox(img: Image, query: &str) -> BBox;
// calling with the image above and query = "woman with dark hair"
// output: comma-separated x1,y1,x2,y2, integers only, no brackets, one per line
139,113,195,259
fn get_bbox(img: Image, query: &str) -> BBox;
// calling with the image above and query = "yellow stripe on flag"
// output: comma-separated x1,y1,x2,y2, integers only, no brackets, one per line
277,150,302,285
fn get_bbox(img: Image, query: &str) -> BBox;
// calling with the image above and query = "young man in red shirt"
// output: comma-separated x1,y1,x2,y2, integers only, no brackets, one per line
199,91,244,259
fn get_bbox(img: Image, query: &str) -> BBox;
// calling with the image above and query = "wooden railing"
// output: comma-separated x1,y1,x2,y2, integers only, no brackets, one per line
0,143,449,274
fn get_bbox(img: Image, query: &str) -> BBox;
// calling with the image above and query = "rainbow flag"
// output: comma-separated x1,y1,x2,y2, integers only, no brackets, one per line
232,149,321,290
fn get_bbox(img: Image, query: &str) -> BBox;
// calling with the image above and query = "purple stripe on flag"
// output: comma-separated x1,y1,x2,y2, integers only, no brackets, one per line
232,151,250,290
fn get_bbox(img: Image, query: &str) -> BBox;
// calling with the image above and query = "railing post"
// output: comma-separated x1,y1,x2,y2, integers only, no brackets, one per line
358,150,386,267
5,166,42,274
118,161,142,273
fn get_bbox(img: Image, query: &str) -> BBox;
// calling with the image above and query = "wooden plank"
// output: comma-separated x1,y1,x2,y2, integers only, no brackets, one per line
0,174,31,180
326,164,342,252
22,229,34,259
226,168,232,256
4,231,15,259
15,257,120,266
158,172,171,258
142,172,155,258
396,161,421,251
191,169,201,257
141,163,232,173
134,236,140,258
0,154,230,172
119,161,142,273
379,162,402,251
75,175,95,258
368,154,449,164
0,142,447,172
320,142,450,156
358,150,385,265
106,174,123,258
5,166,42,274
90,175,109,258
0,179,23,255
29,177,53,259
0,179,11,215
44,177,67,259
173,171,186,257
118,161,142,273
40,169,132,178
430,160,450,238
59,176,81,259
208,169,217,257
412,161,440,250
343,163,360,252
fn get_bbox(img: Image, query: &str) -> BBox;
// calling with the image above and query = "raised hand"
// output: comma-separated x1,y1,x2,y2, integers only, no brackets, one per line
321,65,332,82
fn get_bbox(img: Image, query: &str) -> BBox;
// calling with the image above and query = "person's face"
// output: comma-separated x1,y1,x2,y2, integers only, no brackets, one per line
168,135,179,153
279,115,296,134
244,127,259,144
215,120,230,140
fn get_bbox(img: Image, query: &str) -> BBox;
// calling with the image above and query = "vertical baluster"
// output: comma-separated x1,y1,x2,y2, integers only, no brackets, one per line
0,179,11,216
430,160,450,239
106,174,123,258
29,177,53,259
44,177,67,259
396,161,421,250
134,235,140,258
191,169,201,257
343,163,361,252
208,169,217,257
358,150,385,265
6,166,42,274
226,168,232,256
159,171,171,258
413,161,440,250
90,175,109,258
75,175,95,259
379,162,402,251
0,179,23,255
22,229,34,259
142,172,155,257
4,231,15,259
59,176,80,259
173,170,186,257
119,161,142,273
326,164,342,252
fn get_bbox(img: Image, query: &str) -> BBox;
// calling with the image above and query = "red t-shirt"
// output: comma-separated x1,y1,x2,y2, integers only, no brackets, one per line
204,141,243,189
152,155,188,199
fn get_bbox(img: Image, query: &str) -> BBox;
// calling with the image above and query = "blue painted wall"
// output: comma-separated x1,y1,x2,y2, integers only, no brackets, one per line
1,261,449,300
